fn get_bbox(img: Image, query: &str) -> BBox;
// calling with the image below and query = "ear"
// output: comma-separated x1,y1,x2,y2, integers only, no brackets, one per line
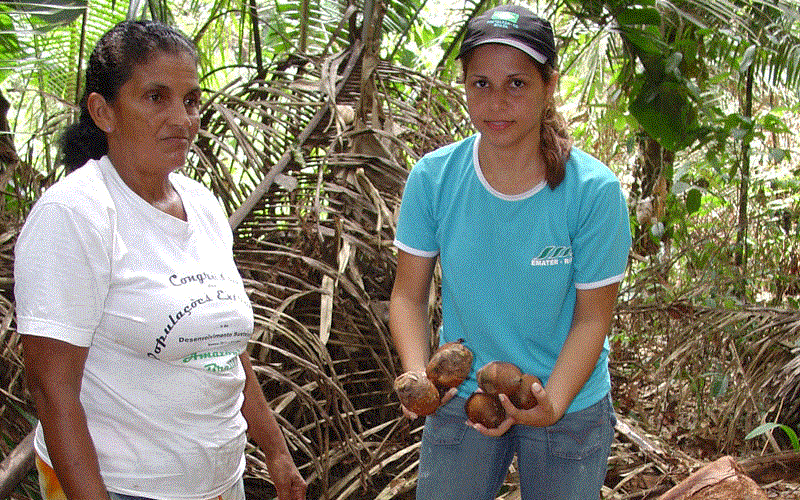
86,92,115,134
545,71,559,101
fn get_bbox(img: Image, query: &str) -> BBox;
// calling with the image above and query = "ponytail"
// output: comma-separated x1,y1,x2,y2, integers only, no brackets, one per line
540,97,572,190
60,107,108,172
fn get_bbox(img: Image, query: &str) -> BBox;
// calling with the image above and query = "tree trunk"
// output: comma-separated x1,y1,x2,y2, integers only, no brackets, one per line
734,62,754,297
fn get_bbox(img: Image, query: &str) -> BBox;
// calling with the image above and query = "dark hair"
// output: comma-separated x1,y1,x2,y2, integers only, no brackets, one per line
59,20,198,172
460,49,573,190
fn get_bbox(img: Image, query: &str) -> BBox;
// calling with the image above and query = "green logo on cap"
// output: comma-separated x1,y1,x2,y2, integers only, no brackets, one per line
491,11,520,23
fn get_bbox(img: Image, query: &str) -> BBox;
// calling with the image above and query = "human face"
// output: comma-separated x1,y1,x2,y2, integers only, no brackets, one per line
103,50,201,177
464,44,556,152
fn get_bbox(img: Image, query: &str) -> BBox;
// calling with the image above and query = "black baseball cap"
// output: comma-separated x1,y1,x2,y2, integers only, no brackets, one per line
458,5,556,67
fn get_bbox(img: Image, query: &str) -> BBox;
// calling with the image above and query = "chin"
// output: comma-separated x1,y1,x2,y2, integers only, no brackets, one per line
163,152,190,169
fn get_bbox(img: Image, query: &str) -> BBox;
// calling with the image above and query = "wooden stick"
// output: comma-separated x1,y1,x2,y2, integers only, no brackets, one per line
0,429,35,498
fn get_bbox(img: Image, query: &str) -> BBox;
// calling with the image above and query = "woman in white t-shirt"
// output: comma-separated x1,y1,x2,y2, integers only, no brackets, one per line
14,20,306,500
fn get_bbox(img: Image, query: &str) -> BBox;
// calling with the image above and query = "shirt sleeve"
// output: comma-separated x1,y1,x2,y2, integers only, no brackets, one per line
14,202,112,346
393,160,440,258
572,179,632,289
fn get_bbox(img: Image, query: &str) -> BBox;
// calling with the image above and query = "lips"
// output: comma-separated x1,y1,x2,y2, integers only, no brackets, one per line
484,120,513,131
161,136,191,148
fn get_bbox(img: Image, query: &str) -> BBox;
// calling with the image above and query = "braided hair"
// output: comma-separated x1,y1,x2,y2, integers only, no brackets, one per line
535,61,572,190
59,20,198,172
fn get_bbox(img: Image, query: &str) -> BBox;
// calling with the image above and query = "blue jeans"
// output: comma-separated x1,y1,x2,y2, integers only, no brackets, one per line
107,477,245,500
416,394,615,500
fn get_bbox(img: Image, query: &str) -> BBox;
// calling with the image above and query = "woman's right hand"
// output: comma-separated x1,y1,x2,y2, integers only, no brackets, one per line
469,379,559,437
390,250,438,418
399,386,457,419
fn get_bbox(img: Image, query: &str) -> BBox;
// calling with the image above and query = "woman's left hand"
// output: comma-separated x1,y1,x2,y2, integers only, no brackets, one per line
467,381,562,436
267,451,307,500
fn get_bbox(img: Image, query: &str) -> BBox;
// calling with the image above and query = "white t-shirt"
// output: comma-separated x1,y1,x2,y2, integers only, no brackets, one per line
14,156,254,499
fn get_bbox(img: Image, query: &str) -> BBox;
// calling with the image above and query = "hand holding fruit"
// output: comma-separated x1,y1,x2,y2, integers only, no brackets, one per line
394,339,473,417
466,361,545,433
393,371,441,417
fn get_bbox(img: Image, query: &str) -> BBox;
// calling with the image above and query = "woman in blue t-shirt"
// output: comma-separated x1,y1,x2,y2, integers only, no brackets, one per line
390,5,631,500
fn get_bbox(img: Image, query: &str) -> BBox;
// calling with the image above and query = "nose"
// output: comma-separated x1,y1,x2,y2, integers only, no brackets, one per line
169,99,196,130
487,87,509,111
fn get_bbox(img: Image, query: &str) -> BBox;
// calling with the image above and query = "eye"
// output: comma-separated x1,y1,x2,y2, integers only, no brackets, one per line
473,79,489,89
184,90,202,110
184,95,200,108
147,91,163,103
509,79,525,89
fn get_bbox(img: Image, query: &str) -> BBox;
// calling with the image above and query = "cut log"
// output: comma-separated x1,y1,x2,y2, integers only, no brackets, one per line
657,455,768,500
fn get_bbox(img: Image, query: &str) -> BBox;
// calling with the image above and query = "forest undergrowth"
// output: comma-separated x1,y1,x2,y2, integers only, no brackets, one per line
1,52,799,500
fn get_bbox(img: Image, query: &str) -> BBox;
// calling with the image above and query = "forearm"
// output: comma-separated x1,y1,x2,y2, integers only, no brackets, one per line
33,389,110,500
545,322,607,419
389,251,437,374
389,294,432,373
491,287,618,434
239,353,307,500
546,283,619,419
239,353,292,459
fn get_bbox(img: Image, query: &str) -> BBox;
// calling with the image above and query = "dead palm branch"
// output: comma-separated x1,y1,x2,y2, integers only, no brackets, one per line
3,5,800,498
179,41,466,499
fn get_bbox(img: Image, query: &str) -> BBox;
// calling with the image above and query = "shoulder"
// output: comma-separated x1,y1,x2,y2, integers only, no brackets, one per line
564,148,621,188
414,135,476,172
407,135,477,191
32,158,115,223
558,148,629,226
16,159,116,259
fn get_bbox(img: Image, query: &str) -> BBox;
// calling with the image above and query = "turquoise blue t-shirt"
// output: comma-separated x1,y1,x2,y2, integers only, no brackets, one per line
394,134,632,413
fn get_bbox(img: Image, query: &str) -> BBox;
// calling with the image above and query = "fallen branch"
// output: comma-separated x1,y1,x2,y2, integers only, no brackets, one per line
740,450,800,484
0,429,35,498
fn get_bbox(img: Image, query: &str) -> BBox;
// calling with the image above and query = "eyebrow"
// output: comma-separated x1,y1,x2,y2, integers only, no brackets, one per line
142,83,202,94
466,72,531,79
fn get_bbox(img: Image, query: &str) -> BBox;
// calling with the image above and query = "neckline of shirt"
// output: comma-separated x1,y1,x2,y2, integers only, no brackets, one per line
472,134,546,201
98,156,193,237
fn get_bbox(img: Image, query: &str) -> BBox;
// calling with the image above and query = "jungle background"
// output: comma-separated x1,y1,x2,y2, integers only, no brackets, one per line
1,0,800,498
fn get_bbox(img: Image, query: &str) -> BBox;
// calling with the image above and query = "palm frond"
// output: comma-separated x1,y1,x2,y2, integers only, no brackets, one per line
179,41,465,497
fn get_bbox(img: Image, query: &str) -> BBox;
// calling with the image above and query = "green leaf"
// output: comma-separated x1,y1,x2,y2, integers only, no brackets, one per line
686,188,702,214
761,114,791,134
620,26,664,56
629,80,698,151
740,44,756,74
616,7,661,27
746,423,800,451
709,372,728,398
10,0,86,27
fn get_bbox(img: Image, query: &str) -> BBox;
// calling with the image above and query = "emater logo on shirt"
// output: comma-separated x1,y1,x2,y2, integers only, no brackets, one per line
531,246,573,266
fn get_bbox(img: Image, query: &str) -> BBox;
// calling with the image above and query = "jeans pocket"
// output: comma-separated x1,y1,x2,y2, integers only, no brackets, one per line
546,398,609,460
425,414,468,446
423,398,468,446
